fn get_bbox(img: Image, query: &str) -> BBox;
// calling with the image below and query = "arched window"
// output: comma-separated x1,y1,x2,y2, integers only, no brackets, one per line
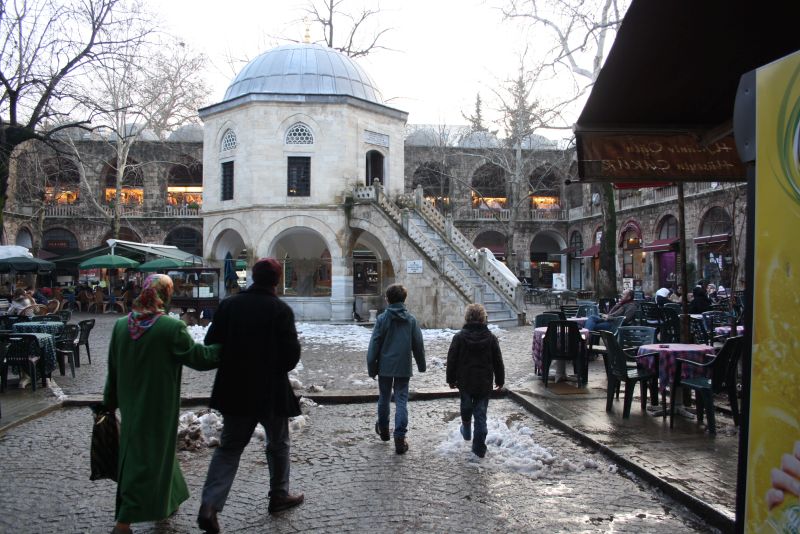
16,228,33,249
221,129,237,152
43,157,80,205
699,207,732,236
528,166,560,209
285,123,314,145
569,231,583,254
471,163,506,208
167,158,203,208
104,160,144,206
43,228,79,254
412,162,450,211
658,215,679,239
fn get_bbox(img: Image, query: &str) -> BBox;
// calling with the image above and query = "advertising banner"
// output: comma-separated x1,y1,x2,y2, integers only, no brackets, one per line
745,50,800,532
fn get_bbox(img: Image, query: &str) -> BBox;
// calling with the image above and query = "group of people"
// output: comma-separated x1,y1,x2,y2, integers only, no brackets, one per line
104,260,507,533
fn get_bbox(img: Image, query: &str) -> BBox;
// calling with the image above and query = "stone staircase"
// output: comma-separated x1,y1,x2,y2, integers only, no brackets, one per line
353,183,524,327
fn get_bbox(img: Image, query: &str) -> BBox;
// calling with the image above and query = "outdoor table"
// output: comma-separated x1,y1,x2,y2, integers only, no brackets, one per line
637,343,716,395
714,325,745,337
13,321,65,336
8,331,58,376
531,326,589,378
568,316,588,327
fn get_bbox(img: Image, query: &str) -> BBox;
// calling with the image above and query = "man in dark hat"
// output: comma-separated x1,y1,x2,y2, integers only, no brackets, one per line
197,258,304,533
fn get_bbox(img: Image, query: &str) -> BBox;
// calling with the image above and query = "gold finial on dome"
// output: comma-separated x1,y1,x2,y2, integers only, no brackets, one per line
303,17,311,43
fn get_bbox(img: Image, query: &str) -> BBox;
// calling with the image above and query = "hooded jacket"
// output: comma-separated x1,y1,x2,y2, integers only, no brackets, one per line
446,323,504,395
366,302,426,378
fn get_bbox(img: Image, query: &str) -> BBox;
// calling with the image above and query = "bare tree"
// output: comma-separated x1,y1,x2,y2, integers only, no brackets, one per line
0,0,152,236
503,0,631,297
78,34,208,238
301,0,392,58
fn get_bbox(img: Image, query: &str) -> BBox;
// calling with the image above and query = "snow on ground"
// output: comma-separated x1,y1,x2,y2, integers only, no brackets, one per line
437,417,603,479
183,322,504,352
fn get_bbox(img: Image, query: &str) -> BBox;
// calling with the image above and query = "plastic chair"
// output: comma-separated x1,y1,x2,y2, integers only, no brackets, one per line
671,336,744,434
55,323,79,378
534,313,560,328
683,314,710,345
587,315,625,361
542,321,587,387
45,299,60,314
638,302,663,330
617,326,657,351
660,308,681,343
576,303,599,318
702,311,736,345
57,310,71,323
0,335,42,392
560,305,579,318
600,330,660,419
76,319,95,365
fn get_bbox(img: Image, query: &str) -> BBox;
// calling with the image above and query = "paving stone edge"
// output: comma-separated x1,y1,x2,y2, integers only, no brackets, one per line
507,389,735,534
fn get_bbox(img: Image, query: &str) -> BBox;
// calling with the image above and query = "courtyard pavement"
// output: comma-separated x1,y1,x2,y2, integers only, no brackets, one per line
0,306,739,532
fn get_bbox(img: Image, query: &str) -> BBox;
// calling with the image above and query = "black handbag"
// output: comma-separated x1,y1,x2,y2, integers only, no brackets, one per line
89,404,119,482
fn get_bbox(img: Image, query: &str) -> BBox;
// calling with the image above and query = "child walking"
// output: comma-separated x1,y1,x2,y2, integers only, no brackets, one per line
446,303,504,458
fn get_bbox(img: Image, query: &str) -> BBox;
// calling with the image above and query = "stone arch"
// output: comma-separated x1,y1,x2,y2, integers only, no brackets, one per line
529,230,567,288
255,214,341,261
473,230,506,257
15,227,34,249
167,156,203,208
617,218,643,247
471,162,507,208
412,161,450,208
206,217,253,261
42,227,79,255
530,230,567,253
101,227,141,244
656,213,679,239
347,217,400,278
165,227,203,256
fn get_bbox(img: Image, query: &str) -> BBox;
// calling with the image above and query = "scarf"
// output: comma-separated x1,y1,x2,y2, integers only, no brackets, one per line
127,274,174,340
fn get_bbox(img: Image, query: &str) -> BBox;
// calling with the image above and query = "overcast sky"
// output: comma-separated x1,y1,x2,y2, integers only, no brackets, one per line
156,0,605,141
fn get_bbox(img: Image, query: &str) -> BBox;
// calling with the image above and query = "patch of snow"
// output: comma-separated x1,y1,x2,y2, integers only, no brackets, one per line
306,384,325,393
289,377,304,390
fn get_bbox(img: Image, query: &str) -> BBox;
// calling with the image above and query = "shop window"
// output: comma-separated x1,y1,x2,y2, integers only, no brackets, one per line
287,157,311,197
43,157,80,205
168,160,203,208
104,162,143,206
353,248,381,295
472,163,506,208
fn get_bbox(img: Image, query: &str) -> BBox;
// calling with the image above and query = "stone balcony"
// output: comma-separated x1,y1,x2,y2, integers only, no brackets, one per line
37,203,202,218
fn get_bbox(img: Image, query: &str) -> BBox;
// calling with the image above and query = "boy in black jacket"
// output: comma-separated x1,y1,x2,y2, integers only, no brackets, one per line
446,303,505,458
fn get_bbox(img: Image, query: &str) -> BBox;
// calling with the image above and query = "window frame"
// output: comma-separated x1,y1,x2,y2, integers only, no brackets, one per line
221,161,234,201
287,156,311,197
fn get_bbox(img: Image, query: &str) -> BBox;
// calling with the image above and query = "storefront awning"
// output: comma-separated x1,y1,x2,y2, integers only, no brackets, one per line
694,233,731,245
642,237,679,252
574,0,800,184
579,244,601,258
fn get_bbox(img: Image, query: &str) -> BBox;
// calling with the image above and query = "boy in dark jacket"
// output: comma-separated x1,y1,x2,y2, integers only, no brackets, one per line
446,303,505,458
366,284,426,454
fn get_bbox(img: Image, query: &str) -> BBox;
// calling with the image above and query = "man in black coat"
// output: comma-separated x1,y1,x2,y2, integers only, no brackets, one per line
197,258,303,534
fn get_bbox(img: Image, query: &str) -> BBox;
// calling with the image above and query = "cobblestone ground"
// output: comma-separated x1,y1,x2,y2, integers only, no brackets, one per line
0,398,715,533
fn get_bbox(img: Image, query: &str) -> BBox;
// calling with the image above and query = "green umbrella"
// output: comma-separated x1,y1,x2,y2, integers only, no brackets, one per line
78,254,140,270
0,256,56,273
136,257,192,272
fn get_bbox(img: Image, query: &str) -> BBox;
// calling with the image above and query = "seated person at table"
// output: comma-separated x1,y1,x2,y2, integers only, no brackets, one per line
688,282,713,314
585,289,637,332
7,288,34,316
27,286,48,305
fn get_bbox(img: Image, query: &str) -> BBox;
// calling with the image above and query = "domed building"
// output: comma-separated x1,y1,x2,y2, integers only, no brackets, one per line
199,43,408,321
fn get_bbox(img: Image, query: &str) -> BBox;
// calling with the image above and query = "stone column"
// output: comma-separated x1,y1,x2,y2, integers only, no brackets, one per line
329,253,354,321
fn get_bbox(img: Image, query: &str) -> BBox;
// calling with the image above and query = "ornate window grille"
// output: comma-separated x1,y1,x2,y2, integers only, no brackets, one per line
285,123,314,145
221,129,237,151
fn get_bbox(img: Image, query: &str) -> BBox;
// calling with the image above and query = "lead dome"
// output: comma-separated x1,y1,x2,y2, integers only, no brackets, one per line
223,43,383,104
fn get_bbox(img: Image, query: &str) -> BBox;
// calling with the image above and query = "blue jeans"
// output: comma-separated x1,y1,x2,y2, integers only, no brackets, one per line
377,376,410,438
201,413,291,511
585,315,615,332
460,392,489,455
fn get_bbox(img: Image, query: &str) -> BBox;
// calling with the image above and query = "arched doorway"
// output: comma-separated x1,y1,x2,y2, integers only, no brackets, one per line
619,220,643,290
530,233,564,288
271,228,332,298
365,150,384,186
652,215,679,288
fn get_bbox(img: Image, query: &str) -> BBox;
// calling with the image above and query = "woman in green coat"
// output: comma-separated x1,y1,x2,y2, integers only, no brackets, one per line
104,274,220,534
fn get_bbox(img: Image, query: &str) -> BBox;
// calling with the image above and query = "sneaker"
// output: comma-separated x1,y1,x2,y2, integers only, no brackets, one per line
268,492,304,514
460,420,472,441
375,422,390,442
394,437,409,455
197,503,220,534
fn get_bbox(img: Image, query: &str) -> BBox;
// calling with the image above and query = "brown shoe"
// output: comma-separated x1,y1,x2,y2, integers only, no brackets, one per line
375,422,390,441
395,437,408,454
268,492,304,514
197,503,220,534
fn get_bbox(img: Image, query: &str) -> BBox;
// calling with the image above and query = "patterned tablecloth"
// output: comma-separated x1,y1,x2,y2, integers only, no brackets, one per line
8,331,58,375
13,321,65,336
714,325,745,337
531,326,589,374
637,343,716,394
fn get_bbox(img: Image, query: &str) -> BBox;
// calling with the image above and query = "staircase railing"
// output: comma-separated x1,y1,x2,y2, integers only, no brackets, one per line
353,182,522,313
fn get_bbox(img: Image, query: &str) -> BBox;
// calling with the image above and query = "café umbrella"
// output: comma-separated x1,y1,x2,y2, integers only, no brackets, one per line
0,256,56,273
78,254,140,270
136,257,192,272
